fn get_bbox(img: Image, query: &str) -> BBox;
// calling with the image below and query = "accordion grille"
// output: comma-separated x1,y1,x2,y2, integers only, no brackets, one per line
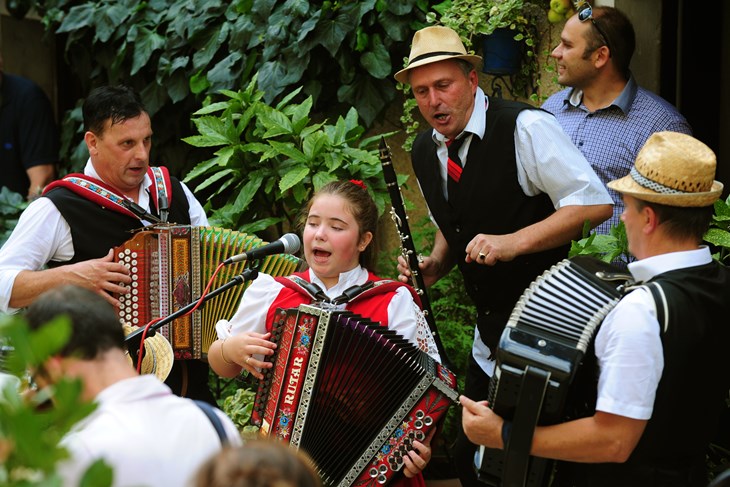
255,304,458,486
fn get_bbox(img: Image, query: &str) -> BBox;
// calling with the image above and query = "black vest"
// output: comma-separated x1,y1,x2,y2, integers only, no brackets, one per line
412,98,567,348
557,261,730,487
44,177,191,265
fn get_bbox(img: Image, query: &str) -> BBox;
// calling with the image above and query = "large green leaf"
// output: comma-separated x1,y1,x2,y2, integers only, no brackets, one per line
130,27,165,75
359,34,392,79
56,4,96,33
280,166,311,192
315,12,353,57
704,228,730,249
96,5,130,43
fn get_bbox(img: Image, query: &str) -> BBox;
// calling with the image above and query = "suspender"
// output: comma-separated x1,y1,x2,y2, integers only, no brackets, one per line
193,400,230,446
642,282,669,334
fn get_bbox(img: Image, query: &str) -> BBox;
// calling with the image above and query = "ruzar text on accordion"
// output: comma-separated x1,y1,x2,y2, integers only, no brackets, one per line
252,303,460,487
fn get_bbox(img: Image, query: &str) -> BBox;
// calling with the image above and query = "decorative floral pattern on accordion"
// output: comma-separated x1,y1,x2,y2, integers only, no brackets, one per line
252,303,459,487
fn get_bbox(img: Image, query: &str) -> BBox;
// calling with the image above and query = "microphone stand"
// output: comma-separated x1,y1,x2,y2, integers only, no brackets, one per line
125,267,259,368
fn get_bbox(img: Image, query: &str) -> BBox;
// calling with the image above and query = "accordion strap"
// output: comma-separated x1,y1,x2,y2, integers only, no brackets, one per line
279,275,329,302
277,275,421,308
43,173,139,219
502,366,551,487
642,282,668,334
192,400,230,446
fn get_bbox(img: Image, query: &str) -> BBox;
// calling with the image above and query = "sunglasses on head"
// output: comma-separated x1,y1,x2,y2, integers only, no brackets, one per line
577,1,612,55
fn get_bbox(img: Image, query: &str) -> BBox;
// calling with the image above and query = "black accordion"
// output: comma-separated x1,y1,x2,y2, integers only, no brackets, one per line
252,303,459,486
476,256,629,487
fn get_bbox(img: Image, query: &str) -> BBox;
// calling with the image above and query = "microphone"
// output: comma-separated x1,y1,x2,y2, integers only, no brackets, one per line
223,233,300,265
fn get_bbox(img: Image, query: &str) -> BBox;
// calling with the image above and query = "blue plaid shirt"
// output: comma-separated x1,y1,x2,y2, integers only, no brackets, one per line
542,76,691,234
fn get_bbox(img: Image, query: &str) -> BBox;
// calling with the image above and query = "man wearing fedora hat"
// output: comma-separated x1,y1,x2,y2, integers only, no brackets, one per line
461,131,730,486
395,25,613,485
26,285,242,487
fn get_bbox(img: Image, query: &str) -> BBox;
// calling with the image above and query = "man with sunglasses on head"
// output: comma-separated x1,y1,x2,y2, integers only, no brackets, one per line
542,3,691,235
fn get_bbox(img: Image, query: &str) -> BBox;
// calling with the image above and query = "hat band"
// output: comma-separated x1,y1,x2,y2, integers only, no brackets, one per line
408,51,466,67
630,167,686,195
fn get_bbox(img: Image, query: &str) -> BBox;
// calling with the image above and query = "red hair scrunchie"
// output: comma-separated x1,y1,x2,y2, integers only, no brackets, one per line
350,179,367,190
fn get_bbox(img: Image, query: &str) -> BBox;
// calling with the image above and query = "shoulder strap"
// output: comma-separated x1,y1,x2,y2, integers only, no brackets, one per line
332,279,423,308
43,173,139,219
147,166,173,221
277,274,330,303
193,400,230,446
642,281,669,334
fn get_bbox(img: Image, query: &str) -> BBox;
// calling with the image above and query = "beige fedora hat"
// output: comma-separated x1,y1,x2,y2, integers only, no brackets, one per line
394,26,482,84
123,324,174,382
607,131,723,207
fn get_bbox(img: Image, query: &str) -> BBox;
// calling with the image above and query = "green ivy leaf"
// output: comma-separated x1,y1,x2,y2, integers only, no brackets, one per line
359,35,391,79
56,4,96,33
130,27,165,75
704,228,730,248
79,458,114,487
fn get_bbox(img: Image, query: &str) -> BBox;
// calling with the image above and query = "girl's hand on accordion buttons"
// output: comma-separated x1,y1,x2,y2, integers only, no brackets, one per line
402,427,436,478
236,332,276,380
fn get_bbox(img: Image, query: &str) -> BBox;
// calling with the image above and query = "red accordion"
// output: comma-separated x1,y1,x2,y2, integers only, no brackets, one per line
253,303,459,486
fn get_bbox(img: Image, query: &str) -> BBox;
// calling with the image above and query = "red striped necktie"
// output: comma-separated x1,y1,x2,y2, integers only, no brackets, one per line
446,137,466,182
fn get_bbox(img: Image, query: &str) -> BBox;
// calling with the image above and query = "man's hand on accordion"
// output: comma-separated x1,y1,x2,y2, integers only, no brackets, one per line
401,427,436,478
209,332,276,380
460,395,506,450
71,248,132,308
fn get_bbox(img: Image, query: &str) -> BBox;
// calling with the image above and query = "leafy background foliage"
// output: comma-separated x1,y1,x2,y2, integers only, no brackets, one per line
39,0,432,177
182,75,394,238
0,315,112,487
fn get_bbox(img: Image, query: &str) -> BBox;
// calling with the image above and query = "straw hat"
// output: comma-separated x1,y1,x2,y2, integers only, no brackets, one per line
394,26,482,84
607,131,723,207
123,324,174,382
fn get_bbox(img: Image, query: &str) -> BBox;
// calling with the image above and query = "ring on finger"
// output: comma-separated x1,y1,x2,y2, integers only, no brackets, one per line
478,252,487,260
245,355,252,365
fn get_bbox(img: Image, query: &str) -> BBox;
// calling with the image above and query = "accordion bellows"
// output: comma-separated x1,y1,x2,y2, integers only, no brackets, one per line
478,257,626,487
254,303,459,486
113,225,301,359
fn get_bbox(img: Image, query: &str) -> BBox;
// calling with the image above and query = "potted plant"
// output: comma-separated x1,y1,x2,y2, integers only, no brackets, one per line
429,0,549,98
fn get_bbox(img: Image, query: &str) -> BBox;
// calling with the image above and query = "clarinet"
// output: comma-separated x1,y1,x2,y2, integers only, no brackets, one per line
378,137,451,367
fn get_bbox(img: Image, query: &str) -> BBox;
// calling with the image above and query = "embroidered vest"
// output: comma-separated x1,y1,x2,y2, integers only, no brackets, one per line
265,271,421,331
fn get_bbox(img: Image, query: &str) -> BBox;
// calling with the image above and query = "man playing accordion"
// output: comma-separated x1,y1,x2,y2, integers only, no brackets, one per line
462,132,730,487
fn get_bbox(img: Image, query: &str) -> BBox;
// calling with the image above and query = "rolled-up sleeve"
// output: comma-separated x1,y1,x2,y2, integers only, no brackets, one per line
514,110,614,209
0,198,72,313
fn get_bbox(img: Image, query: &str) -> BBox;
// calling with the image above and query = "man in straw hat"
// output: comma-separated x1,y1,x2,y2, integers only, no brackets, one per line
26,285,241,487
461,131,730,486
395,25,613,485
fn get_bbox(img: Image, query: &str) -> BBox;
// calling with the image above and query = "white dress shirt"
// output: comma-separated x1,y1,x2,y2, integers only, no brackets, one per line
58,375,241,487
0,160,208,313
216,266,441,362
595,247,712,419
427,87,613,376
